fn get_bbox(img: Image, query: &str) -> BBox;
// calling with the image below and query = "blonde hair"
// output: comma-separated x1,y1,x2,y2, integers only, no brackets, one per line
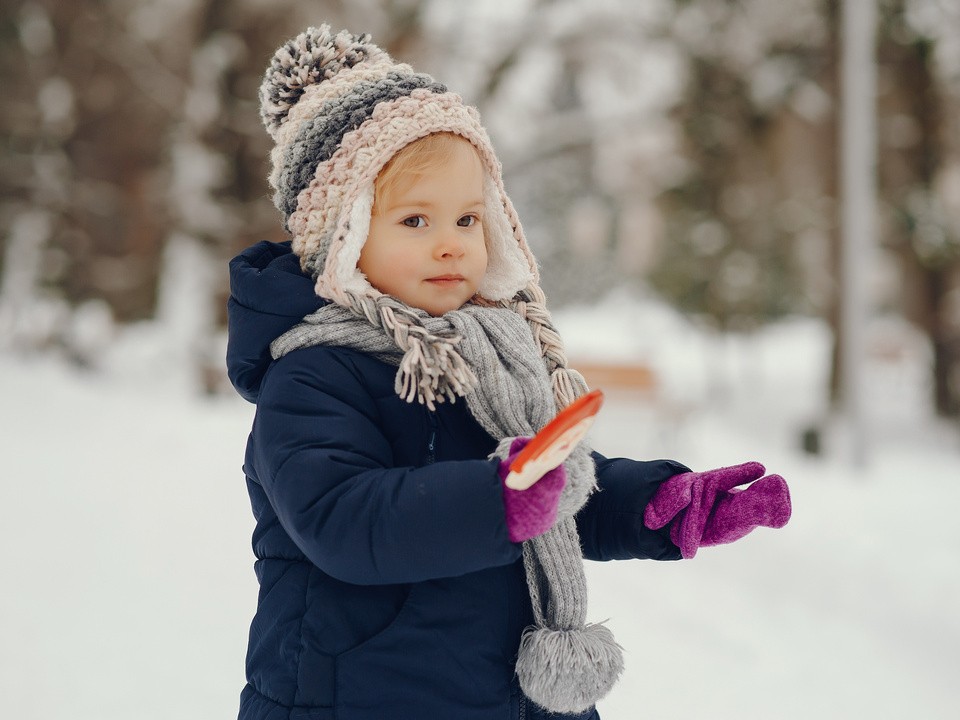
373,132,476,214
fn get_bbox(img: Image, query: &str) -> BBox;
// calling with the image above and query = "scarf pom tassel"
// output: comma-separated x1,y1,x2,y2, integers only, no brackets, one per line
516,622,624,714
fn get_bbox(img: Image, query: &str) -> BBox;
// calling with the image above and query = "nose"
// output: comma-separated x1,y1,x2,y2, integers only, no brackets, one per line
434,228,466,259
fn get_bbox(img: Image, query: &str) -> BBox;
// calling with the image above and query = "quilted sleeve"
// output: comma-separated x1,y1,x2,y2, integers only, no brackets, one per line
575,452,687,562
249,346,521,585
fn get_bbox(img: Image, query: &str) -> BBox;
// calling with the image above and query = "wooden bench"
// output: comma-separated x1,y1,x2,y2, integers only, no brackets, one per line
571,361,657,392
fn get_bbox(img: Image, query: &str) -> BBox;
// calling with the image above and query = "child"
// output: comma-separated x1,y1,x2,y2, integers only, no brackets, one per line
226,26,791,720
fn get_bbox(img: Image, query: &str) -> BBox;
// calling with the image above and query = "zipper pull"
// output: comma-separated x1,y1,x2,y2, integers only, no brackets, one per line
426,411,438,464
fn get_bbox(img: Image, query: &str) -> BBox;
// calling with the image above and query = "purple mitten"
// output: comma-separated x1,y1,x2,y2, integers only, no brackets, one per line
643,461,791,559
497,437,566,543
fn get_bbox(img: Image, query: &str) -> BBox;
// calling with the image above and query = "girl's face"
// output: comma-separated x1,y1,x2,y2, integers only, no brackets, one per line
359,140,488,316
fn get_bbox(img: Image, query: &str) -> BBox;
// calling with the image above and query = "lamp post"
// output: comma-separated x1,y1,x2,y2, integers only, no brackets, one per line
840,0,878,466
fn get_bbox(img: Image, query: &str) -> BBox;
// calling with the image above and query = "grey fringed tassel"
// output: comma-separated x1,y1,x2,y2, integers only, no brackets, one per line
516,517,624,712
516,622,624,714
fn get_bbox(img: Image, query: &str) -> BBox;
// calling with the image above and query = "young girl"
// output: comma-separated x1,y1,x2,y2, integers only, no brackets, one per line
227,26,791,720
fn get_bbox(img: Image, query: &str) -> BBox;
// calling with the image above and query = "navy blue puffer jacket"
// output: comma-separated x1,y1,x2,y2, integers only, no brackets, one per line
227,241,684,720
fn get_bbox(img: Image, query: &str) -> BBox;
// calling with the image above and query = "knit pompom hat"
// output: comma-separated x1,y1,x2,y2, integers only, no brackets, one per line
260,25,536,308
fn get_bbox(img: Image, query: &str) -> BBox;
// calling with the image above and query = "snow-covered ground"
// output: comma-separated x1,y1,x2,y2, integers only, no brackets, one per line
2,297,958,719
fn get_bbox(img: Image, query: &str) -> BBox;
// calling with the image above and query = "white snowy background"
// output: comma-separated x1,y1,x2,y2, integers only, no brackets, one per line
2,291,958,720
3,0,959,717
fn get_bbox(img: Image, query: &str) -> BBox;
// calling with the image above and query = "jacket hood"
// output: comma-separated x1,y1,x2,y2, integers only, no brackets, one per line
227,240,324,402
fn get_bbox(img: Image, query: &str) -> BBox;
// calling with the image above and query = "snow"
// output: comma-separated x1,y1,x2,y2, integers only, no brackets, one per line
2,299,958,719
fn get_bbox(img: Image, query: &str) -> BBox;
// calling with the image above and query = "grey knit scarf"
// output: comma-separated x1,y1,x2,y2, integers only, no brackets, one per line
270,296,623,713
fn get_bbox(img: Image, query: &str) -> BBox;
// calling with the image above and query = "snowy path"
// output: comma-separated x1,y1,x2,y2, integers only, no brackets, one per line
2,353,958,719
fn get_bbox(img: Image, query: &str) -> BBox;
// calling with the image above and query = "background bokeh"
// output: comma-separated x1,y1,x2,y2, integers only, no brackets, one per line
1,1,958,718
2,0,959,415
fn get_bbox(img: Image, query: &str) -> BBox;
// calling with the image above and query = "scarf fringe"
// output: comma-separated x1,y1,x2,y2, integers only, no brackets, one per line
377,302,479,409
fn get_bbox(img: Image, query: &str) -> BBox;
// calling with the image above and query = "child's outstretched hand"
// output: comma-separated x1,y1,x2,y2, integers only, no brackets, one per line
497,437,566,543
643,462,791,559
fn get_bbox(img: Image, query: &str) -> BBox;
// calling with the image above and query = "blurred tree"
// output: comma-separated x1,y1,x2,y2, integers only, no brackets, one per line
0,0,433,379
875,0,960,416
1,0,958,417
1,0,171,338
643,0,960,419
650,0,831,333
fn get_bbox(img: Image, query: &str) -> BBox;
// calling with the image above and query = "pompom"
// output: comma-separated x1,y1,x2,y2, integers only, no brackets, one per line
259,24,388,136
516,623,624,713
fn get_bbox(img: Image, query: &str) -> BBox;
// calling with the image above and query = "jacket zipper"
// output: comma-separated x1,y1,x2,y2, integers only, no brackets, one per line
512,676,527,720
426,411,438,464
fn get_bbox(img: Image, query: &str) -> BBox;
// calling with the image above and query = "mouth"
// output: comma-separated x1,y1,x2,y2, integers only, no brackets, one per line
425,274,465,284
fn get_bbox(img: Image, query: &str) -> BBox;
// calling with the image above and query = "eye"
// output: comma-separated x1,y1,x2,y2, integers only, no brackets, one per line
402,215,426,228
457,214,479,227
